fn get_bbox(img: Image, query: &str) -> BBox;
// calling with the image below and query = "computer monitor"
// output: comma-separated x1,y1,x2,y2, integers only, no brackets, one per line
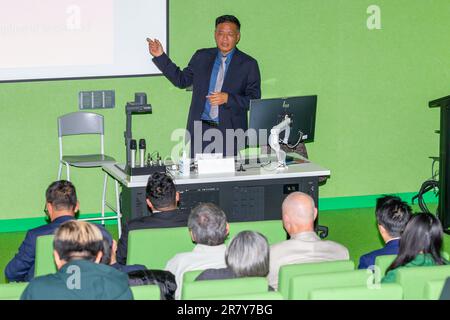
248,95,317,147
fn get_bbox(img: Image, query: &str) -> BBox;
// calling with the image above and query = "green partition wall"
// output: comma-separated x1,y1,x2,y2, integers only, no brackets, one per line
0,0,449,222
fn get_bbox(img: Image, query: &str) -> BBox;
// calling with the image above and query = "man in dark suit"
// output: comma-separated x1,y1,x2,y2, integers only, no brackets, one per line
5,180,113,282
358,195,412,270
116,172,189,265
148,15,261,157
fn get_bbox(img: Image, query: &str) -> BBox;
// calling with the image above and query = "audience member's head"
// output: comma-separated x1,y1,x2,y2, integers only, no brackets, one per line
145,172,179,211
281,192,317,235
45,180,79,221
387,212,445,273
226,231,270,277
375,195,412,242
53,220,104,269
188,203,229,246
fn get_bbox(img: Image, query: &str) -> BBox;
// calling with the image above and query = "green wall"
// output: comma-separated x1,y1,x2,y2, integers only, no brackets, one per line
0,0,449,220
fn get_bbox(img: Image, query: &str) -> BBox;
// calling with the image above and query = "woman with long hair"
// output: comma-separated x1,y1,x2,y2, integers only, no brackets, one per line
382,212,448,283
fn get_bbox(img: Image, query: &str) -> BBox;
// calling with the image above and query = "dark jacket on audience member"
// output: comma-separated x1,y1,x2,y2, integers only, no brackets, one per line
20,259,133,300
5,215,113,282
116,209,189,265
196,267,237,281
358,238,400,269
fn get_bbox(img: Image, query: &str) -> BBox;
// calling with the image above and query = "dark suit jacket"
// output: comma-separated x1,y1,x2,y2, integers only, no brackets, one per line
5,215,113,282
116,209,190,265
358,238,400,269
152,47,261,156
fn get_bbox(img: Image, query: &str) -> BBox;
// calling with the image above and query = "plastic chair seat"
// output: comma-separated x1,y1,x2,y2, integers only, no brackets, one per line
62,154,116,167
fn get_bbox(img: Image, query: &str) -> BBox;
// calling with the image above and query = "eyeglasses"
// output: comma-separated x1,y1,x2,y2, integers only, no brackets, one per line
43,204,49,217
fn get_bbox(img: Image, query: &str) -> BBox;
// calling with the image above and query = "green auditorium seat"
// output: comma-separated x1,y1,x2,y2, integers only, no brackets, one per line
225,220,286,245
130,284,161,300
375,252,449,278
309,283,403,300
34,235,57,277
181,277,269,300
182,270,204,284
289,269,369,300
396,265,450,300
278,260,355,299
0,282,28,300
126,220,286,270
204,291,284,300
424,279,446,300
127,226,194,269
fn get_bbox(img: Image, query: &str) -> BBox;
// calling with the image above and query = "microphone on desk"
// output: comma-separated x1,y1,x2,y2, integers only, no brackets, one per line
139,139,146,167
130,139,137,168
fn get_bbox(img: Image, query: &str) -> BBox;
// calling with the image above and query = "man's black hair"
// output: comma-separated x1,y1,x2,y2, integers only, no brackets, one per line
145,172,177,209
45,180,77,211
215,15,241,30
375,195,412,238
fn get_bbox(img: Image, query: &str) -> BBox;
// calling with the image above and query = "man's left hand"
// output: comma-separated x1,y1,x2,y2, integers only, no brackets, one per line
207,92,228,106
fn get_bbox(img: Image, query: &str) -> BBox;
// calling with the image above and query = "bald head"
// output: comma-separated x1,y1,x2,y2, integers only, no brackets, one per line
282,192,317,234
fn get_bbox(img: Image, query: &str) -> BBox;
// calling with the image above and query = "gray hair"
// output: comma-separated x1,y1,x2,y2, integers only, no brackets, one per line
226,231,270,277
188,203,228,246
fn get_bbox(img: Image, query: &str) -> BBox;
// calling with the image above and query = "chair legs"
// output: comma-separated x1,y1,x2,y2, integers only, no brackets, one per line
115,180,122,238
57,162,62,180
101,172,108,226
57,165,122,238
57,161,70,181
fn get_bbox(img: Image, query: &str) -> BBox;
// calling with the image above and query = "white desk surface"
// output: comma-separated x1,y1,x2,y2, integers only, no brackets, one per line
103,157,330,188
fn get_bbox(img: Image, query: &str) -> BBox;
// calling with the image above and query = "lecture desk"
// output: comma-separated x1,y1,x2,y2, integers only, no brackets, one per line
102,154,330,225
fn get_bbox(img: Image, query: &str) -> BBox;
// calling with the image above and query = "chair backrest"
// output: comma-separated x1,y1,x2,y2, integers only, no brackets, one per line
309,283,403,300
204,291,284,300
58,112,105,159
127,226,194,269
127,220,286,270
289,269,370,300
130,284,161,300
226,220,286,245
183,270,204,284
0,282,29,300
424,279,446,300
396,265,450,300
58,112,104,137
35,235,57,277
278,260,355,299
181,277,269,300
376,251,450,278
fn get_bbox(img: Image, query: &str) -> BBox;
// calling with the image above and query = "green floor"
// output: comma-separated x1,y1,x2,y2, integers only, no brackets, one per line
1,207,449,284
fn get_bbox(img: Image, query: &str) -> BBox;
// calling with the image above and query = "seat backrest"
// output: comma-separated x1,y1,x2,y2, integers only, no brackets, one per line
127,226,194,269
183,270,204,284
289,269,369,300
424,279,446,300
58,112,104,137
0,282,28,300
127,221,285,270
396,265,450,300
204,291,284,300
130,284,161,300
375,255,396,277
376,252,450,278
181,277,269,300
278,260,355,299
35,235,57,277
226,220,286,245
309,283,403,300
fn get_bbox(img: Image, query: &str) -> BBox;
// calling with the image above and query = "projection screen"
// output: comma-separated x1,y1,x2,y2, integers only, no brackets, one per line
0,0,168,82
